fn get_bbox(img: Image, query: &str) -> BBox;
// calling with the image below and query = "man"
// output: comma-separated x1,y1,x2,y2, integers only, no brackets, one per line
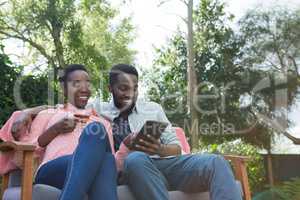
11,63,242,200
88,64,242,200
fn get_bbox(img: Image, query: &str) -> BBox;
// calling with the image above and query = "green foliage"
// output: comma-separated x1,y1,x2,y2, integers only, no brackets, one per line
0,44,53,126
200,140,266,193
148,0,252,143
0,44,20,126
0,0,135,100
146,1,300,150
253,177,300,200
238,7,300,74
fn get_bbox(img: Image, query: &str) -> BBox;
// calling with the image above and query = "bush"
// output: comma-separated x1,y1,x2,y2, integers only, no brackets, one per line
253,177,300,200
198,140,266,193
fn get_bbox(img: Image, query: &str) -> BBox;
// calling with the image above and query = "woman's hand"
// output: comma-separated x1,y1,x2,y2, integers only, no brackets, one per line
51,116,78,134
38,115,78,147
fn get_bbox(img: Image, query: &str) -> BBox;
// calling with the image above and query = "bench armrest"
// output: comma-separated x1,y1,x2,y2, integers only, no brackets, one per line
224,154,251,200
0,141,36,152
0,141,36,200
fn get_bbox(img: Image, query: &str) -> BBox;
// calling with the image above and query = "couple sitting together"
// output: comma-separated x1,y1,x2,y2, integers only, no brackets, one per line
3,63,242,200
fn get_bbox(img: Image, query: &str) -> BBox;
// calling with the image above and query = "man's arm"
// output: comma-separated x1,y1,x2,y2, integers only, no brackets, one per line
131,103,182,156
11,105,53,140
155,103,182,155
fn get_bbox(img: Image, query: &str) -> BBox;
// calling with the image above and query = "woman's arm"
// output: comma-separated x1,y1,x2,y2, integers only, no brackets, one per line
38,116,77,147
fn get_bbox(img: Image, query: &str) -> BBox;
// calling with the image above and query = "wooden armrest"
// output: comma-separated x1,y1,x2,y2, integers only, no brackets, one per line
224,154,250,162
0,141,35,200
0,141,36,152
224,154,251,200
1,173,9,198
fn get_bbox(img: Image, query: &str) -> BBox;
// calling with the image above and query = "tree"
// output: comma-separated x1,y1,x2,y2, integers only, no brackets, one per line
157,0,198,148
237,7,300,186
0,44,51,126
147,1,300,154
0,43,20,126
238,7,300,76
0,0,135,99
148,0,246,148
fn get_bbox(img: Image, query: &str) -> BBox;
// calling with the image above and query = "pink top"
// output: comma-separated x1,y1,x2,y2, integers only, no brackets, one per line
0,106,190,174
0,111,30,174
32,104,114,169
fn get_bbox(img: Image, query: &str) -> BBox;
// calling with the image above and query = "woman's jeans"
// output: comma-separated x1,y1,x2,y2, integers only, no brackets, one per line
35,122,118,200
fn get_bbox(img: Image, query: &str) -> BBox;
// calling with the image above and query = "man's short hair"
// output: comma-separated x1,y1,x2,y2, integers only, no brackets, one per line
58,64,87,83
109,64,139,86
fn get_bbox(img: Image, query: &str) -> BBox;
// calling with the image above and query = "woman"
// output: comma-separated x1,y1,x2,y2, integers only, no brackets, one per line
31,64,117,200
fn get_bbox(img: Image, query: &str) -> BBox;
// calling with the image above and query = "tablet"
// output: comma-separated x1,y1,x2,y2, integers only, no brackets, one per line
132,120,168,145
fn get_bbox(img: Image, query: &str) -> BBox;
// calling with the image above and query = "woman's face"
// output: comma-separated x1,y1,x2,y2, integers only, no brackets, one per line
65,70,91,108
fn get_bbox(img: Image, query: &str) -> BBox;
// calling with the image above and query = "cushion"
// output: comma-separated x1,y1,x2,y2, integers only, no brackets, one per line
3,185,210,200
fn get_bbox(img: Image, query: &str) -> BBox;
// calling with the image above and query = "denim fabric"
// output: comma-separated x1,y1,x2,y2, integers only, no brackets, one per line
35,122,118,200
123,152,242,200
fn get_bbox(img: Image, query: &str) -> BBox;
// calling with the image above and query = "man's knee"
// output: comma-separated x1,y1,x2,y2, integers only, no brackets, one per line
203,154,233,175
192,153,231,172
124,151,150,172
209,154,227,164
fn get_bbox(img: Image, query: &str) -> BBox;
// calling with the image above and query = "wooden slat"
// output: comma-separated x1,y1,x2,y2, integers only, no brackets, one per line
1,173,9,198
240,161,251,200
21,151,34,200
224,154,250,162
0,141,35,152
228,157,251,200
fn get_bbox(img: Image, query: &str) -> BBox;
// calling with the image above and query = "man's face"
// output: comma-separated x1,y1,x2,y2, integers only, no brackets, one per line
110,72,138,112
65,70,91,109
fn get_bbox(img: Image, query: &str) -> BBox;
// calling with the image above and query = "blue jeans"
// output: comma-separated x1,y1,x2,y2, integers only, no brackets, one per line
35,122,118,200
123,151,242,200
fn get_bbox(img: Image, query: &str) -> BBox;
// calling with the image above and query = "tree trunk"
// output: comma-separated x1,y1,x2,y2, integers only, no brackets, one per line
187,0,199,149
48,0,66,72
267,149,274,186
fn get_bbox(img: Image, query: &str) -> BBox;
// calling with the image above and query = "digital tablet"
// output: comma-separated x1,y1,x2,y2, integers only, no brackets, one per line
132,120,168,145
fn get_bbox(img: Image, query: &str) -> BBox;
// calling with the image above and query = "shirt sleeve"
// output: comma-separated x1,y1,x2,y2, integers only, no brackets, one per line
114,142,130,172
155,104,182,148
29,109,57,145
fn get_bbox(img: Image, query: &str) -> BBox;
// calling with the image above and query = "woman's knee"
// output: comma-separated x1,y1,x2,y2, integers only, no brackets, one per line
80,122,108,141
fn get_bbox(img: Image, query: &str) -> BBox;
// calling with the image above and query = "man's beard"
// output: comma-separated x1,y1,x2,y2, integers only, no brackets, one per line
112,93,135,113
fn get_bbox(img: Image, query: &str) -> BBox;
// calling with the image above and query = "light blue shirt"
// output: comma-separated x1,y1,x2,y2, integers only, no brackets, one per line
87,98,181,147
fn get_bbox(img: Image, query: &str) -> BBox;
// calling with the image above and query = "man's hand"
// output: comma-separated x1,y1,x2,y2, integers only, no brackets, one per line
122,133,165,156
122,133,136,149
11,105,55,140
11,112,32,140
132,134,164,156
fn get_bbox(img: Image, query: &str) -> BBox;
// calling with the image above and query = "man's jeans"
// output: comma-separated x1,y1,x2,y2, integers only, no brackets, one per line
35,122,118,200
123,151,242,200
